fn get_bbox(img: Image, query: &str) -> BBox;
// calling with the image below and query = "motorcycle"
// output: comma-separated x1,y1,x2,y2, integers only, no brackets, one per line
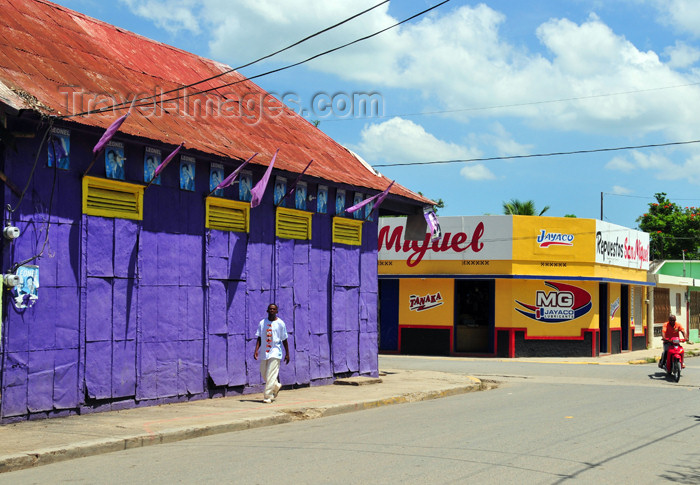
662,337,685,382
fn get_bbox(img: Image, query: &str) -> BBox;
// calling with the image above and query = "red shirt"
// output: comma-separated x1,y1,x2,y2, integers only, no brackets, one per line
662,322,683,340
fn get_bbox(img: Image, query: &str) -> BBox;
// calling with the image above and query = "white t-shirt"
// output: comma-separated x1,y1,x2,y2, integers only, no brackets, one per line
256,317,288,360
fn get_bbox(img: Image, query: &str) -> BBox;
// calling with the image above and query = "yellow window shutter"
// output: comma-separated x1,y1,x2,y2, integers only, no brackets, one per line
276,207,312,240
82,176,144,220
332,217,363,246
206,198,250,233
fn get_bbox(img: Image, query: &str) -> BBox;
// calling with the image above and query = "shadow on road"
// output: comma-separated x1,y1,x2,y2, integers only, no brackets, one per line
647,371,680,382
660,458,700,484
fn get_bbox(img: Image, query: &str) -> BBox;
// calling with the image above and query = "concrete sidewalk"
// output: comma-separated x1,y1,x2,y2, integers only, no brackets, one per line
509,342,700,364
0,343,695,474
0,369,484,474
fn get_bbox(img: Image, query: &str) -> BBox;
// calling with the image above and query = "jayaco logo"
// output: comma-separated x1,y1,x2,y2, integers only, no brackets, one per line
378,222,485,267
537,230,574,248
515,281,592,323
409,292,444,312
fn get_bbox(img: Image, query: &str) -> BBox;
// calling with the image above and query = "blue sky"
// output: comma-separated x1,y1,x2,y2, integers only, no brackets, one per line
54,0,700,228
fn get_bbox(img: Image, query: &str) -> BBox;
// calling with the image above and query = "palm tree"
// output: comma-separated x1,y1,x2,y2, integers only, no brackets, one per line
502,199,550,216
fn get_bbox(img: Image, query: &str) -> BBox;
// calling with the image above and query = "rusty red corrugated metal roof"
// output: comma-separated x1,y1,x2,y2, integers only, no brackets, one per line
0,0,432,205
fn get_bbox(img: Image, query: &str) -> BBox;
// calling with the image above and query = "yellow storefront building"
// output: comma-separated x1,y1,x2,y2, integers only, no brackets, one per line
378,215,651,357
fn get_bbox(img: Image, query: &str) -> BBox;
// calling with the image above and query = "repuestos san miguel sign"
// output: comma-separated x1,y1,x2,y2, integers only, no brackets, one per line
378,216,513,268
595,221,649,270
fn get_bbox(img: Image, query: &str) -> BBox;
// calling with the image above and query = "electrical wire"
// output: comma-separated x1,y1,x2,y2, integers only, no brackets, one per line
60,0,390,117
322,81,700,122
6,118,54,214
604,192,700,202
58,0,451,117
371,138,700,167
8,124,59,275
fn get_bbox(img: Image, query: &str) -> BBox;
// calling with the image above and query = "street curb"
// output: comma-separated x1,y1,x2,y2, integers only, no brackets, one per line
0,378,483,474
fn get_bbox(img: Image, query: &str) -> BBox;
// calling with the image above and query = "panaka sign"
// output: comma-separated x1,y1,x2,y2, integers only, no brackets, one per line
409,292,444,312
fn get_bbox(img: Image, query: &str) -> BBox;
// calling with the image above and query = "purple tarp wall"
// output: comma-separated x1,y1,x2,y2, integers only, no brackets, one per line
0,124,382,421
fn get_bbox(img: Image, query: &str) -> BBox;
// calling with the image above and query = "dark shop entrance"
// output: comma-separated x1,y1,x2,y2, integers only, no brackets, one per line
454,279,494,354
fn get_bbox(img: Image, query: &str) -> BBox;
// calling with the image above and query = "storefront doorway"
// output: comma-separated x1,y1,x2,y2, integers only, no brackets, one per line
454,280,494,353
599,283,608,354
653,287,670,348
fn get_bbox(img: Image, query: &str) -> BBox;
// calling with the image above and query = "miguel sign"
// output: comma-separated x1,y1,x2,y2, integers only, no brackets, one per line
378,216,513,267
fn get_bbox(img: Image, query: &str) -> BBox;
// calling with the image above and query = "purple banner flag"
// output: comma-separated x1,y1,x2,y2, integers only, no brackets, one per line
250,149,279,208
92,112,129,154
346,180,394,214
216,152,258,191
154,142,184,178
278,159,313,204
424,209,442,242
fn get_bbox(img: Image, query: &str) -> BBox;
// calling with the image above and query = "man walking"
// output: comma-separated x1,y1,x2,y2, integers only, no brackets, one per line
254,304,290,403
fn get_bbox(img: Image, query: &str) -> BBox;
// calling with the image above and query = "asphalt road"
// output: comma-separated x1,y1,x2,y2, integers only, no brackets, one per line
1,356,698,484
381,354,700,389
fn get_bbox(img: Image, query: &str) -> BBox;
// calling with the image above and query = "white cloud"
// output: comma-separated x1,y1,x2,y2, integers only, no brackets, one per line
475,123,533,157
629,151,678,174
119,0,201,34
664,41,700,68
606,156,636,172
352,117,481,164
350,117,508,181
652,0,700,37
460,163,496,181
611,185,632,195
201,0,399,79
119,1,700,142
606,150,695,181
673,153,700,184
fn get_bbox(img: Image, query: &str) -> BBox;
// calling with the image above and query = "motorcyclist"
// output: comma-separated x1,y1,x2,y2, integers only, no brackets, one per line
659,314,689,369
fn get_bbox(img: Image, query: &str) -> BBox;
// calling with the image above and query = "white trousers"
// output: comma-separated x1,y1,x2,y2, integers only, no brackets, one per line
259,357,281,400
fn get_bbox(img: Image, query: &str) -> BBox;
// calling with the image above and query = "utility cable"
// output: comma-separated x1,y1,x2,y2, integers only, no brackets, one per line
323,81,700,122
6,118,54,214
59,0,451,117
8,123,59,276
371,138,700,167
58,0,394,118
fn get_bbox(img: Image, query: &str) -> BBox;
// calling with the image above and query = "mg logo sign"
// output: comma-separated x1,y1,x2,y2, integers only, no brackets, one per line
536,291,573,308
516,282,592,323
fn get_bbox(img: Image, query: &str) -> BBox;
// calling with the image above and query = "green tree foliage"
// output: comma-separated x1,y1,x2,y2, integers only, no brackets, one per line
636,192,700,260
418,192,445,214
502,199,550,216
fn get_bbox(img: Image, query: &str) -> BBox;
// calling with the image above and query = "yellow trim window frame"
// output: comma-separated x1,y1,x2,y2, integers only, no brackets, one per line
206,198,250,233
332,217,363,246
276,207,312,240
82,176,144,220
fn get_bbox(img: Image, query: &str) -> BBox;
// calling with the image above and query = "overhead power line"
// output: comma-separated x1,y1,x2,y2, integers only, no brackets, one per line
71,0,389,117
371,138,700,167
605,192,700,202
323,81,700,122
117,0,451,113
59,0,450,119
